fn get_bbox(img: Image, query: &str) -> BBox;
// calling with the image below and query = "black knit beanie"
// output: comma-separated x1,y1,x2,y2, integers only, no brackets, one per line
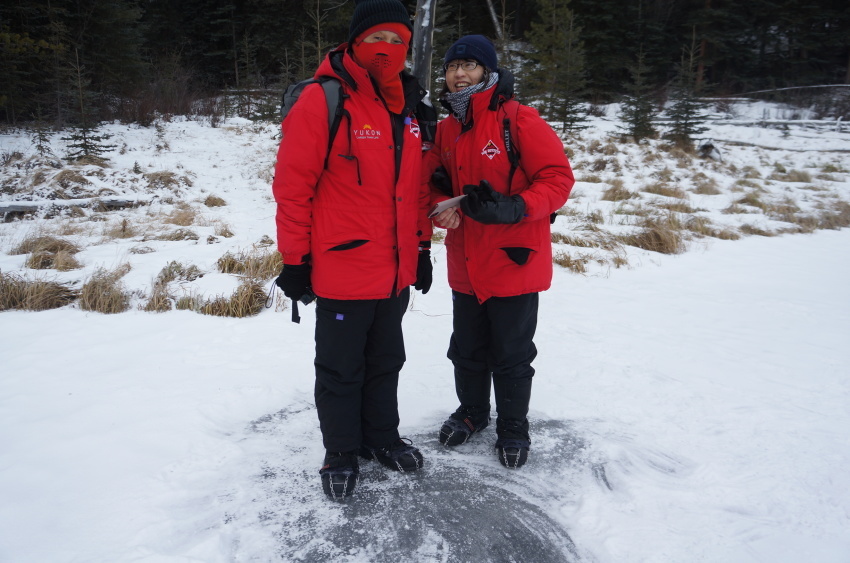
444,35,498,72
348,0,413,44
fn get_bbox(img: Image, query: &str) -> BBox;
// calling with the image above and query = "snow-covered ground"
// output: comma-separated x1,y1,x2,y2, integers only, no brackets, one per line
1,101,849,562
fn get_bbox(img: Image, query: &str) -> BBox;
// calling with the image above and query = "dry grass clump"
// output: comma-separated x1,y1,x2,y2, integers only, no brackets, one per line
577,174,603,183
203,194,227,207
214,222,235,238
155,228,199,241
770,169,812,183
13,235,83,271
586,139,603,154
552,229,622,251
740,224,775,237
658,201,697,214
734,191,769,211
0,271,78,311
104,217,139,239
732,179,761,191
431,229,446,243
553,251,589,274
176,280,267,317
601,180,638,202
685,216,741,240
156,261,204,284
25,249,83,271
12,235,79,256
691,173,721,195
79,264,132,314
642,182,686,199
741,166,761,179
816,200,850,230
165,203,197,226
74,155,109,167
142,283,172,313
52,169,91,189
130,245,156,254
145,171,191,191
618,216,686,254
216,247,281,280
199,279,266,317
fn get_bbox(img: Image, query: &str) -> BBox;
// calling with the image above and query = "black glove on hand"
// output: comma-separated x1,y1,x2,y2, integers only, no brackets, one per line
414,242,433,294
431,166,453,197
460,180,526,224
274,263,311,301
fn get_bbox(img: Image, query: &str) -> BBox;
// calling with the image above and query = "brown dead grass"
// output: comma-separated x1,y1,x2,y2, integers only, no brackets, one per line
204,194,227,207
643,182,686,199
165,203,196,226
103,218,139,239
0,272,78,311
155,228,199,241
216,247,281,280
12,235,80,256
739,224,775,237
619,216,686,254
79,264,132,314
198,279,267,317
685,216,741,240
156,261,204,284
601,180,638,202
553,251,589,274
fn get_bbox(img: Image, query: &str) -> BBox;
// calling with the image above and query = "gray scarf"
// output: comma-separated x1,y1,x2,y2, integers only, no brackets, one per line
442,72,500,123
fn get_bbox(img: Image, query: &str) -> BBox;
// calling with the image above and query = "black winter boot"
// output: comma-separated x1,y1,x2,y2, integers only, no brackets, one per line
359,438,424,472
319,450,359,500
495,418,530,469
438,405,491,446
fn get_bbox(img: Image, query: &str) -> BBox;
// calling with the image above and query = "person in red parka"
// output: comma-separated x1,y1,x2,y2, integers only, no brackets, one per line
424,35,574,469
271,0,435,500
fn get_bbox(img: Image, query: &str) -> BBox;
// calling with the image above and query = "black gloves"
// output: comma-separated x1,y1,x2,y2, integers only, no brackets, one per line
414,242,433,294
275,263,312,302
460,180,526,225
431,166,453,197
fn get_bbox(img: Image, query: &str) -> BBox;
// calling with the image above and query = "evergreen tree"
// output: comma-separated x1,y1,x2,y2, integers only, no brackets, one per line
618,48,657,143
524,0,587,132
664,36,709,148
61,50,115,161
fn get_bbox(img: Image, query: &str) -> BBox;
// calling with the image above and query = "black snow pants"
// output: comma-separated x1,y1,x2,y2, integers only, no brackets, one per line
314,287,410,453
447,290,538,440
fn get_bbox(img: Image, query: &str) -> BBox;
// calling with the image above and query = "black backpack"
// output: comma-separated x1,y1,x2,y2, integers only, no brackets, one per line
280,76,345,168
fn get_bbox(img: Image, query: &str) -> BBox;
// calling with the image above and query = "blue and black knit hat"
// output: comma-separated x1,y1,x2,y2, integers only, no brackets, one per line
444,35,498,72
348,0,413,45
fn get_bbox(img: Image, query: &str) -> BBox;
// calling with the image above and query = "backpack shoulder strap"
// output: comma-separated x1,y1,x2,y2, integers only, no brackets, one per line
316,77,345,169
281,77,346,169
500,100,558,224
499,99,522,188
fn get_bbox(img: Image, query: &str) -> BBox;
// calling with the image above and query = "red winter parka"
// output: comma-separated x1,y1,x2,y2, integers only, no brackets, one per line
424,72,574,303
272,46,432,300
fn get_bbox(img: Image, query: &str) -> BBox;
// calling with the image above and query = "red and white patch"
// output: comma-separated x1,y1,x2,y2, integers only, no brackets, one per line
408,121,420,138
481,140,501,160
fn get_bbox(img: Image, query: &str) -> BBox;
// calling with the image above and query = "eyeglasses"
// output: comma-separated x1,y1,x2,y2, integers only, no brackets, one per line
444,61,479,73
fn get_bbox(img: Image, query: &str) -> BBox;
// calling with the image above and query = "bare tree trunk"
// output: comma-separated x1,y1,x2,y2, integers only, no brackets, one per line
411,0,438,93
484,0,505,41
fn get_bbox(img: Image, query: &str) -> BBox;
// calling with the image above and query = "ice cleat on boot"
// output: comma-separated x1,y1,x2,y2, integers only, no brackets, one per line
495,418,530,468
438,406,490,446
359,438,424,472
319,450,359,500
495,438,530,468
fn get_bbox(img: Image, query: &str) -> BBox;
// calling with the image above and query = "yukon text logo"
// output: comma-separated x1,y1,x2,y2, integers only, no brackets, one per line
481,140,501,160
354,124,382,140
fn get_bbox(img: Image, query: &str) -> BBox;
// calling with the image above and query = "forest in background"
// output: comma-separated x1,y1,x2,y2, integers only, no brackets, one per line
1,0,849,128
